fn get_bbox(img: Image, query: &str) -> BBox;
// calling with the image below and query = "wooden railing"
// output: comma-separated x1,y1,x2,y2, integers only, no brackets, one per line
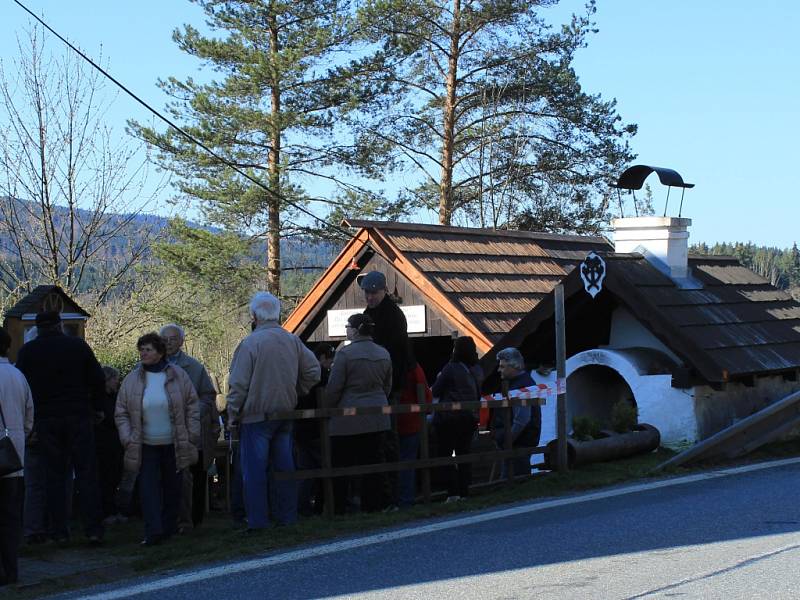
234,383,552,518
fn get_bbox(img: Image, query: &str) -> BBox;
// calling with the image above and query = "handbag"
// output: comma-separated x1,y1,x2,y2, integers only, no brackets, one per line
0,401,23,477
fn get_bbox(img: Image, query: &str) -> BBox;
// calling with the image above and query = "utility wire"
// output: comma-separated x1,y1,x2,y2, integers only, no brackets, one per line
11,0,354,243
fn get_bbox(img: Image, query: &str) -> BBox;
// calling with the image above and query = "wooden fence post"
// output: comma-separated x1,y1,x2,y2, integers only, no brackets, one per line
502,380,514,484
555,283,568,473
417,382,431,504
316,387,335,518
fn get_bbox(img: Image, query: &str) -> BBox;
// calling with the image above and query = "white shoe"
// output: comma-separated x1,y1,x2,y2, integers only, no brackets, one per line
444,495,462,504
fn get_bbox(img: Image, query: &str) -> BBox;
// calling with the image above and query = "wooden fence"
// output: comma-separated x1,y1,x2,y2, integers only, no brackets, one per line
216,382,559,518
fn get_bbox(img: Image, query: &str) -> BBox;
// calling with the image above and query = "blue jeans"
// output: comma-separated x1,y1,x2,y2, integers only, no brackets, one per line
240,420,296,528
139,444,182,539
397,433,419,507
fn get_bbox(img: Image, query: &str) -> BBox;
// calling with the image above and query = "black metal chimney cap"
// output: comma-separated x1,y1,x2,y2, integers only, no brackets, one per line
615,165,695,190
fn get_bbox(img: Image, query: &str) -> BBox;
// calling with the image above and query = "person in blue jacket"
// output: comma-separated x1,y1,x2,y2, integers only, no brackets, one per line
493,347,541,475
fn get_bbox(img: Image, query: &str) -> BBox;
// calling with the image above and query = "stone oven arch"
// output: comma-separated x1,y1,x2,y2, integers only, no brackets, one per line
565,347,683,435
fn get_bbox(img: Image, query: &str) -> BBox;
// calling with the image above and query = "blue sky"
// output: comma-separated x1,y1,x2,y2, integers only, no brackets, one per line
1,1,797,248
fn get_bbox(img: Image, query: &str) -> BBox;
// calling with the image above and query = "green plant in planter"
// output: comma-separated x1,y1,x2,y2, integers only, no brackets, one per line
572,415,602,441
611,399,638,433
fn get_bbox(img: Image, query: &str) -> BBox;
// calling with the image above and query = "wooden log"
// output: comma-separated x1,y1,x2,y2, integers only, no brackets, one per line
544,424,661,469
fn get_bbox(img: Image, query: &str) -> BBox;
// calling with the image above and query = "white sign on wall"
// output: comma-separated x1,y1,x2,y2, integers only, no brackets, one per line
327,305,427,337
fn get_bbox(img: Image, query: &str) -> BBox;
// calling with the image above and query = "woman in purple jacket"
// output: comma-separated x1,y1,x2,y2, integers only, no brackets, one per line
431,336,483,502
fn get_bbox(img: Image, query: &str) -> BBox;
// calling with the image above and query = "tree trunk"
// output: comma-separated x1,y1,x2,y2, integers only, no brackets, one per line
438,0,461,226
267,11,282,296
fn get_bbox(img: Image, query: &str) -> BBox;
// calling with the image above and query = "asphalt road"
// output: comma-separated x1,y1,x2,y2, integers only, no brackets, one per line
63,459,800,600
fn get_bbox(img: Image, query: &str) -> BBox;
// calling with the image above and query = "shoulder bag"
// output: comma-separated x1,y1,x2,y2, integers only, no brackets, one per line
0,401,23,476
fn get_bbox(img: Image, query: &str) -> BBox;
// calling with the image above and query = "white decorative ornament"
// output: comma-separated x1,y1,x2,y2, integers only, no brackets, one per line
580,251,606,298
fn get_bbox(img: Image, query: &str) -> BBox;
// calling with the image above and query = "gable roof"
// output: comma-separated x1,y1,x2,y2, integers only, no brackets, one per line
283,220,612,352
3,285,90,319
488,253,800,383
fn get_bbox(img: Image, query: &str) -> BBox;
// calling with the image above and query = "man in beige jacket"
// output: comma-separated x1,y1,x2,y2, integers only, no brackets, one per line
227,292,319,529
0,326,33,585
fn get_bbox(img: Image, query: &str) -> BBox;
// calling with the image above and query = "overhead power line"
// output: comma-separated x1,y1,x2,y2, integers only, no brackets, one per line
11,0,354,243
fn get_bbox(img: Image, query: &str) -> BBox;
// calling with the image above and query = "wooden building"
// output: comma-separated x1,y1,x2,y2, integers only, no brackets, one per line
284,219,610,381
2,285,90,362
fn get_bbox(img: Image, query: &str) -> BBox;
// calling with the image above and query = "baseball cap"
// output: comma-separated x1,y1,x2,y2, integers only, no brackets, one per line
359,271,386,292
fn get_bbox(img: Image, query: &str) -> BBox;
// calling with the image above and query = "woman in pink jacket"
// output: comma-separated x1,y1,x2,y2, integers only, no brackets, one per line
115,333,199,546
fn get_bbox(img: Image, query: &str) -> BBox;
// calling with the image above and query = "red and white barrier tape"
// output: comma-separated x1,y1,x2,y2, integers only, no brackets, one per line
481,379,565,402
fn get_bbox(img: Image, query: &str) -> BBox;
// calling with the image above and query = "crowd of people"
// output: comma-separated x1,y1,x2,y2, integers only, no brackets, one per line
0,269,542,586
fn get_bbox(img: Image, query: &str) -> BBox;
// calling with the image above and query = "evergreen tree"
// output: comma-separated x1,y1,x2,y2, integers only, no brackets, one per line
354,0,636,230
132,0,375,295
790,243,800,283
690,241,800,290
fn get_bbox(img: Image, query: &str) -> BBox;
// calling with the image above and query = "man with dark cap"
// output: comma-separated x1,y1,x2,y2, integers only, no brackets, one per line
360,271,415,399
361,270,416,511
15,311,106,545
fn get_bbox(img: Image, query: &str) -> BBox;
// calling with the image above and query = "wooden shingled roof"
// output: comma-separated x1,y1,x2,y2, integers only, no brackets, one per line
3,285,90,318
489,253,800,383
283,220,611,352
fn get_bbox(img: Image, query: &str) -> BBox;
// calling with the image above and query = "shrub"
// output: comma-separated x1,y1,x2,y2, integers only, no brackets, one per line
572,415,602,441
611,399,638,433
95,347,139,379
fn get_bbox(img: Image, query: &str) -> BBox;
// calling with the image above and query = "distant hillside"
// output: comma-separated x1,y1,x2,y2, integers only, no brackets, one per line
0,197,339,295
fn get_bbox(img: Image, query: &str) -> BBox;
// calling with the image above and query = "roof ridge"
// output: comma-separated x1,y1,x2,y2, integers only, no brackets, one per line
343,218,610,245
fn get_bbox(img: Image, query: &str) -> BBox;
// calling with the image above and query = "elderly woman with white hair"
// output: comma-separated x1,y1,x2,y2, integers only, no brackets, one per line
226,292,320,530
493,347,541,475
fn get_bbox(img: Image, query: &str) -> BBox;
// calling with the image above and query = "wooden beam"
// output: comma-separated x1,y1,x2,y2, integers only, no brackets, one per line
283,229,370,333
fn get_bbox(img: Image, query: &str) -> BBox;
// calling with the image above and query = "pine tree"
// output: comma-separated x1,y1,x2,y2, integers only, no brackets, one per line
353,0,636,230
132,0,374,295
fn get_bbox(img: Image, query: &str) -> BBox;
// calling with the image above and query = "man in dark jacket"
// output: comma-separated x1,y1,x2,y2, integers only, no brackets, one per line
361,270,416,510
361,271,414,399
15,311,106,544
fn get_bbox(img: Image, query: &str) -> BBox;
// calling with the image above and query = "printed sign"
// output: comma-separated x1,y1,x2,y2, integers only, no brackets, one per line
327,305,427,337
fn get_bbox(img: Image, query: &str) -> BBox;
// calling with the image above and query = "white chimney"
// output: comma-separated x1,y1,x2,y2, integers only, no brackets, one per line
612,216,692,280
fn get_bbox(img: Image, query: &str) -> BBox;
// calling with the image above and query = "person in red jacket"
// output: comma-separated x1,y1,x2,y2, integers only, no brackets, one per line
395,364,431,508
